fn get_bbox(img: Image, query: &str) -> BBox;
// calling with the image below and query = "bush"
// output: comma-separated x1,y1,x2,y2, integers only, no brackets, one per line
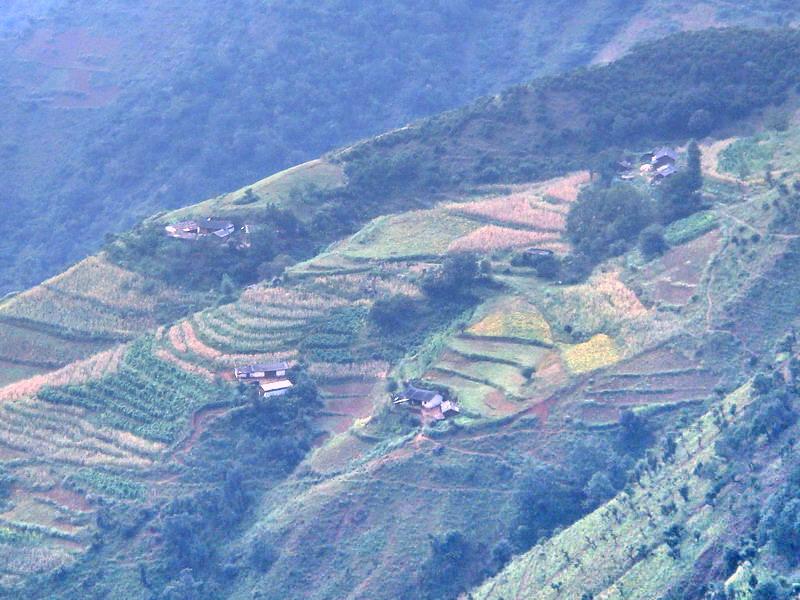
638,224,668,260
370,294,418,332
422,253,480,298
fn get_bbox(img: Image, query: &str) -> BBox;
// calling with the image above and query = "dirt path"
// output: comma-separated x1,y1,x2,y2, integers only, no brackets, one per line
172,405,233,464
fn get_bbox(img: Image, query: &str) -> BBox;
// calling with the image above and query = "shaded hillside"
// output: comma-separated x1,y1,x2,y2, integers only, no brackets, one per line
0,1,796,294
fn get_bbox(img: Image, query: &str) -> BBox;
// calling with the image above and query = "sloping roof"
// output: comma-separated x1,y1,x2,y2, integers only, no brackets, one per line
402,384,441,404
652,147,678,162
259,379,294,393
441,400,460,414
237,361,289,375
203,218,235,237
166,220,200,232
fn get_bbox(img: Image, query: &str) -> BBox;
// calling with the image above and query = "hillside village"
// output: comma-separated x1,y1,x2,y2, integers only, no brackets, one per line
1,25,800,600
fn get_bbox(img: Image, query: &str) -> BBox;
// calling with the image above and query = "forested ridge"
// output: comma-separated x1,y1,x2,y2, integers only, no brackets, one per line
0,0,646,293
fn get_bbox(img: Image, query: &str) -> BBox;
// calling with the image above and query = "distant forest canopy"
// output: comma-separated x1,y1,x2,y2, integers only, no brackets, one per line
0,0,653,294
340,28,800,193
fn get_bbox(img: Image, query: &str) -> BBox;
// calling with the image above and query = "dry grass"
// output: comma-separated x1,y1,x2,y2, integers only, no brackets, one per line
562,334,620,373
540,171,590,202
447,226,565,253
447,195,566,230
0,346,127,402
591,271,648,317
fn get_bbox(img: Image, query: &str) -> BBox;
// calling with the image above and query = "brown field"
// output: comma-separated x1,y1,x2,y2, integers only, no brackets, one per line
0,345,127,402
644,229,721,305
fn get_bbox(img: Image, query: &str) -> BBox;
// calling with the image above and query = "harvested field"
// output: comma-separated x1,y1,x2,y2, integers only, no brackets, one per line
447,226,565,254
0,345,127,402
341,210,478,260
446,193,567,230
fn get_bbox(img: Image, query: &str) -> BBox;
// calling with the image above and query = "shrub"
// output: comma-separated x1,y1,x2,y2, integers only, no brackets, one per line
639,224,668,260
566,183,654,264
369,294,418,332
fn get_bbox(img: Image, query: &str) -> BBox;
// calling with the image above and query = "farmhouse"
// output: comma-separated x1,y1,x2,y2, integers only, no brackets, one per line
524,247,555,259
165,217,235,240
235,361,289,381
651,147,678,168
234,361,293,397
393,383,443,407
393,383,460,420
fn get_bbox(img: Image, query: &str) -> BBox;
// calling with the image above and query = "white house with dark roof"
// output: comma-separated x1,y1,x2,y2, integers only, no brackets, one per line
393,383,460,420
234,361,293,397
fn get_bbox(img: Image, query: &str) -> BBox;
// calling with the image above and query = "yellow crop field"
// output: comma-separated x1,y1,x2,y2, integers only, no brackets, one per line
467,297,553,345
562,334,620,373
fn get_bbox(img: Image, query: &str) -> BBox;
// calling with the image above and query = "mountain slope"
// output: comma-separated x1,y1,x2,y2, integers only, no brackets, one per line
3,26,800,599
1,1,798,294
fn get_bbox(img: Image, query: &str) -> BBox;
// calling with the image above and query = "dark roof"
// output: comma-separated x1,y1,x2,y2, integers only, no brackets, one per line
652,147,678,162
656,164,678,177
203,218,235,231
237,361,289,374
402,384,441,403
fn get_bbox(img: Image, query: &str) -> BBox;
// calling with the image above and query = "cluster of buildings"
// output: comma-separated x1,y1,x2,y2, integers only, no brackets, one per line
234,361,294,397
617,146,679,184
393,383,460,421
165,217,236,240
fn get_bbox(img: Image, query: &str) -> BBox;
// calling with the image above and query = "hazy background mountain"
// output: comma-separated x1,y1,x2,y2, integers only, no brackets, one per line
1,0,798,294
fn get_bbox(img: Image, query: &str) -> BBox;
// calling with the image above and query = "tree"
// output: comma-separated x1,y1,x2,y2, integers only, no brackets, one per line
688,109,713,136
583,472,616,509
638,224,668,260
657,141,703,224
422,252,480,298
566,183,654,262
369,294,418,332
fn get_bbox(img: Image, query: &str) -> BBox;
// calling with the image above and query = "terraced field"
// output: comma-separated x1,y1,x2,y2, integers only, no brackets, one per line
576,346,719,424
0,255,195,385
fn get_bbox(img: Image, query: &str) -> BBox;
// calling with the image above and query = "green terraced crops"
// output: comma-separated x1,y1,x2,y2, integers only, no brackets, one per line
38,339,224,443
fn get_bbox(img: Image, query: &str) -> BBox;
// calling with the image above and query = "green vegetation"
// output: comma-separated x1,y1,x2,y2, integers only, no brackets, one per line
566,183,654,261
38,338,226,443
10,22,800,600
